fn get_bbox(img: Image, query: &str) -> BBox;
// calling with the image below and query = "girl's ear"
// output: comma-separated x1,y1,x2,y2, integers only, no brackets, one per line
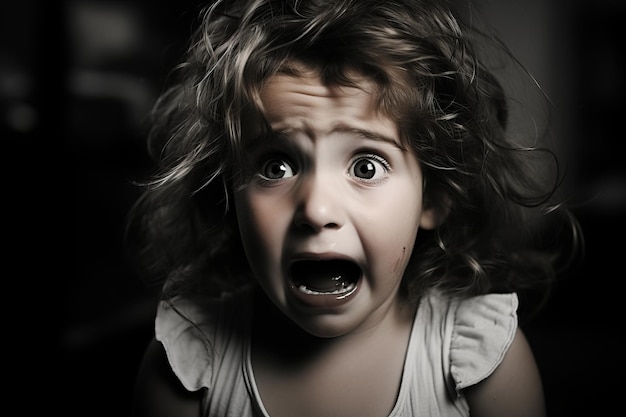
419,195,450,230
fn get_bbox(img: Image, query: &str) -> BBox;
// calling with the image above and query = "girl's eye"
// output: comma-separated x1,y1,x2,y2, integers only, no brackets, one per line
349,154,390,181
259,158,296,180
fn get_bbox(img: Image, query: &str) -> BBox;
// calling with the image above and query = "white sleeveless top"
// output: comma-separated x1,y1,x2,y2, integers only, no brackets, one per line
155,287,518,416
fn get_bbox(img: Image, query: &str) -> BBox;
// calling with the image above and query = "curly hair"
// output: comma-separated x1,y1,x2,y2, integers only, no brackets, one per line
126,0,581,315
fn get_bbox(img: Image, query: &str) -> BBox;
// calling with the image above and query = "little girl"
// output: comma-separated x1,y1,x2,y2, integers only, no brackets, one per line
129,1,580,416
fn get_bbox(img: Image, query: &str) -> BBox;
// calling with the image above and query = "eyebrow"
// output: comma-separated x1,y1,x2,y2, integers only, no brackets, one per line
333,126,401,148
269,125,403,149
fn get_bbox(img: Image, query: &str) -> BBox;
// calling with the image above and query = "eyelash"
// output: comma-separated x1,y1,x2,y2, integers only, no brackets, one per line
354,153,390,169
253,151,392,184
348,153,391,183
256,154,297,183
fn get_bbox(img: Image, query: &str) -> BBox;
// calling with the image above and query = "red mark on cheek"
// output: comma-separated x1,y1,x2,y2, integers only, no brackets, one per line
392,246,408,275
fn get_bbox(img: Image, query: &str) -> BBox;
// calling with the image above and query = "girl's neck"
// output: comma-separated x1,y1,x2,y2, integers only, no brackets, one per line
250,288,417,417
250,286,416,371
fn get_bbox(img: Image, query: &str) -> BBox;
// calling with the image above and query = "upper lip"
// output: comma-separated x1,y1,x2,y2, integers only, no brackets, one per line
288,251,357,265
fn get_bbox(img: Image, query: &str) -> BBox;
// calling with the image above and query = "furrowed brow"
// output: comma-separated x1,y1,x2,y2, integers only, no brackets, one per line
332,126,403,149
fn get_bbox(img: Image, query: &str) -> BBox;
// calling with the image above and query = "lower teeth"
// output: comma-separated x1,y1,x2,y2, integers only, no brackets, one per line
298,282,356,295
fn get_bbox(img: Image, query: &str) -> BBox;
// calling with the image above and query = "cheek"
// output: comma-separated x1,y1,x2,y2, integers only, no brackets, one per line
380,181,422,235
381,206,420,262
234,191,287,261
360,188,422,277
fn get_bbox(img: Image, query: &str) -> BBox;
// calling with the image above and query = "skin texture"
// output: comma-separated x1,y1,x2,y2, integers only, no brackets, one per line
234,70,439,339
131,69,547,417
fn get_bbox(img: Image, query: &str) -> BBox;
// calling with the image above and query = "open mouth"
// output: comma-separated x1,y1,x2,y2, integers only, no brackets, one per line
290,259,361,296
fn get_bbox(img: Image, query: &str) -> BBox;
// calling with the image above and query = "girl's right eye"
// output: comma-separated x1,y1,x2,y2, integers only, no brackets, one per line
259,158,296,180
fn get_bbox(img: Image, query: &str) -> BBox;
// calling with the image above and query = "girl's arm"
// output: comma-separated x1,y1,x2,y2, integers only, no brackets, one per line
132,338,203,417
464,328,547,417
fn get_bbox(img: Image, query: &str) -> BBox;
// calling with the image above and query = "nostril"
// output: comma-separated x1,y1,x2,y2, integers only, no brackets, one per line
294,212,341,232
295,219,339,232
296,221,315,233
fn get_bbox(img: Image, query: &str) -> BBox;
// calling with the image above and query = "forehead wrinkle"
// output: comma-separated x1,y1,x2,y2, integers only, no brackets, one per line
258,72,402,149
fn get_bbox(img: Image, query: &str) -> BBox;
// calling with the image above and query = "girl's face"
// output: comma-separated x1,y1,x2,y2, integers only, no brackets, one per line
234,70,441,338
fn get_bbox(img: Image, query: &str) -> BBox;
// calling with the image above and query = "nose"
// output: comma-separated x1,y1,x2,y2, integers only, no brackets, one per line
293,172,345,232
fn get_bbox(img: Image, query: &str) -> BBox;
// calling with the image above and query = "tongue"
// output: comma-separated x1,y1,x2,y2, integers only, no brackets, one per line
292,260,358,292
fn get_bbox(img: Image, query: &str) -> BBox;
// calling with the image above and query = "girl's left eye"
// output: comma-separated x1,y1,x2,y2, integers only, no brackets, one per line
259,158,296,180
349,154,390,182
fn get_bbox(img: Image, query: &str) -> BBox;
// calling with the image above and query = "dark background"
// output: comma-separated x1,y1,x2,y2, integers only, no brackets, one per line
2,0,624,415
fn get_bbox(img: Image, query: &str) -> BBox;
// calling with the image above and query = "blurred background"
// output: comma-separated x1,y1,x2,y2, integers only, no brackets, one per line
2,0,623,415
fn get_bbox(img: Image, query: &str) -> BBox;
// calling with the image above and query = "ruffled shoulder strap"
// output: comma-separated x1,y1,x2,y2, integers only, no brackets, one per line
449,292,519,392
155,287,253,392
155,294,221,391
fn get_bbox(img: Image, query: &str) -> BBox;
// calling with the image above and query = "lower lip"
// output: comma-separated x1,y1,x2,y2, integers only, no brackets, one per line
288,279,360,309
